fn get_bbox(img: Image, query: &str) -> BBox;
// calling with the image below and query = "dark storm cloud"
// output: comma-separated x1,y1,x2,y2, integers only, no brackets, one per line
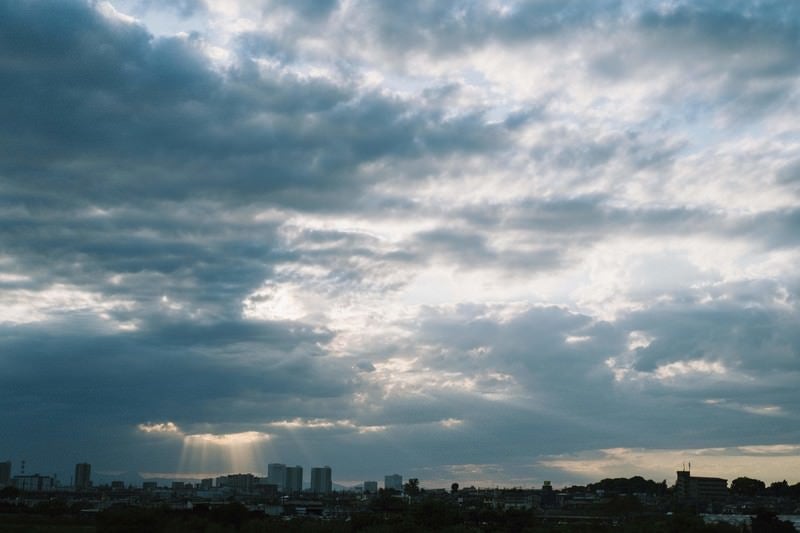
634,1,800,69
602,283,800,447
0,313,364,474
0,202,286,319
433,197,714,271
0,0,508,212
399,284,800,454
413,228,493,264
731,208,800,249
401,225,564,273
414,304,615,392
236,195,800,289
444,198,800,266
0,317,340,411
367,314,633,460
623,282,800,377
0,0,507,338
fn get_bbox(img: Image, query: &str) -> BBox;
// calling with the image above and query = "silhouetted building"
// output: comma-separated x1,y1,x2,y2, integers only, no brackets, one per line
218,474,256,493
255,478,278,497
364,480,378,494
540,480,556,507
0,461,10,487
285,466,303,493
200,478,214,490
13,474,55,492
310,466,332,494
111,481,125,490
74,463,91,489
385,474,402,492
268,463,286,491
676,469,727,501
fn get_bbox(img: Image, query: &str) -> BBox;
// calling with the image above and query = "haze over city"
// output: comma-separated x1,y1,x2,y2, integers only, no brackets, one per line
2,0,800,489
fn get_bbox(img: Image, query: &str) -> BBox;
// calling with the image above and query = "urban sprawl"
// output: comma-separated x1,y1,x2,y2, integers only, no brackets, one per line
1,459,799,531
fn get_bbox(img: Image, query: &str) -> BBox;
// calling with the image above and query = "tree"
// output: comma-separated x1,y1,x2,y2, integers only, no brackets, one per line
451,482,459,493
412,500,461,529
404,478,420,497
751,509,797,533
0,486,19,498
588,476,665,496
730,477,766,496
768,480,789,498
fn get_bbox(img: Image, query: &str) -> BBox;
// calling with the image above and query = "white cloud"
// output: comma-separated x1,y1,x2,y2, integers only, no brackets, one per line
138,421,182,434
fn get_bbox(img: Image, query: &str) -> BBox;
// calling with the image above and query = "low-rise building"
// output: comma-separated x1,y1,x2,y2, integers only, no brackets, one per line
676,470,728,501
217,473,256,493
13,474,55,492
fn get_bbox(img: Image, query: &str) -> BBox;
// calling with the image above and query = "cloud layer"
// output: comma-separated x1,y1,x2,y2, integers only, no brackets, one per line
1,0,799,487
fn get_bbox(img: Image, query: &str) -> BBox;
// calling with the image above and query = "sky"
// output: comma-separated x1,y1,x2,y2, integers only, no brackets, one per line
1,0,800,489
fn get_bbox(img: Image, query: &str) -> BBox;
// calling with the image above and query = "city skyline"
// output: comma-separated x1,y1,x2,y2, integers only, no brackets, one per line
0,456,740,490
2,0,800,489
0,456,798,492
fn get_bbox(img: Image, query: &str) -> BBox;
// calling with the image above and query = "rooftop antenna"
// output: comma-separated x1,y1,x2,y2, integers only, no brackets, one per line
688,461,691,472
21,460,25,476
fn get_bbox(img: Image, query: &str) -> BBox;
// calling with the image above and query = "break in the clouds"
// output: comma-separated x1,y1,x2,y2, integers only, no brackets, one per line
1,0,799,488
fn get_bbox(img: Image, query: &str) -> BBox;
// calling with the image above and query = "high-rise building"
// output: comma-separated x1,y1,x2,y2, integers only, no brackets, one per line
267,463,287,491
0,461,10,487
310,466,332,495
363,480,378,494
74,463,91,489
384,474,403,492
285,465,303,493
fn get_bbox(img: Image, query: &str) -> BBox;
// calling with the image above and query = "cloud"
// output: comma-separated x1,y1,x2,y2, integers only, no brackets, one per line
1,0,799,487
138,422,181,434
